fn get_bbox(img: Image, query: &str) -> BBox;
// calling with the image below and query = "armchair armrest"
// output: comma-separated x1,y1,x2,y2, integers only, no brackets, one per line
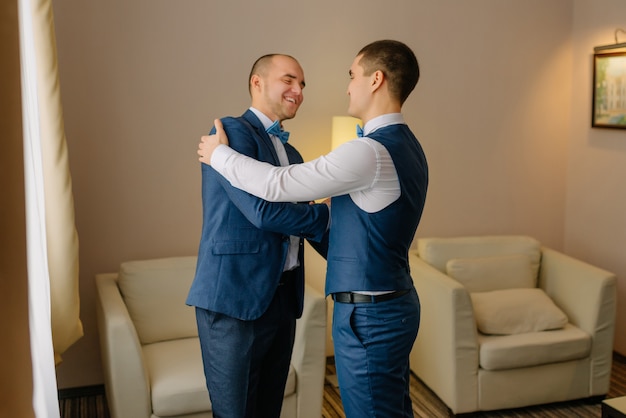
409,253,479,414
539,247,616,334
539,247,616,394
95,273,151,418
291,284,327,418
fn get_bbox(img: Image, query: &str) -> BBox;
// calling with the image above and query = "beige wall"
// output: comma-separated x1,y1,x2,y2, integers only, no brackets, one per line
566,0,626,354
49,0,624,388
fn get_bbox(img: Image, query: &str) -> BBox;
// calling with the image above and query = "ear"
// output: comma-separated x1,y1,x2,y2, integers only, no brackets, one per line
371,70,384,92
250,74,262,92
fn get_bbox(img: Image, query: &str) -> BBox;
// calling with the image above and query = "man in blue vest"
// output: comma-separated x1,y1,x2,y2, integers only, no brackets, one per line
186,54,329,418
198,40,428,418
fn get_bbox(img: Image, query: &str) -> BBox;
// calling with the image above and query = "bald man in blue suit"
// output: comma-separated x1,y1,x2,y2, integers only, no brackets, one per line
186,54,329,418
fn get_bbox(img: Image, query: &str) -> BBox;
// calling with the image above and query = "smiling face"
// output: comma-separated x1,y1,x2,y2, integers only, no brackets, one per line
251,55,305,122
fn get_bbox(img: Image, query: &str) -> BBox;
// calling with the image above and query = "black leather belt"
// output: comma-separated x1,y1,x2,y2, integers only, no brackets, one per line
332,289,409,304
278,269,296,286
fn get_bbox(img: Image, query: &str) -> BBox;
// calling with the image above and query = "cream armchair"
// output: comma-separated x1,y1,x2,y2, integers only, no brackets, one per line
409,236,616,414
96,256,327,418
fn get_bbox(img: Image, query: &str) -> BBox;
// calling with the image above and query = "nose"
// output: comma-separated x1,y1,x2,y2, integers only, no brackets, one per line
291,83,303,96
290,86,303,103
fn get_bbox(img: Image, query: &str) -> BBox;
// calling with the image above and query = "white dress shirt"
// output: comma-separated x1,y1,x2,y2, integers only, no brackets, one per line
212,113,404,213
248,107,299,272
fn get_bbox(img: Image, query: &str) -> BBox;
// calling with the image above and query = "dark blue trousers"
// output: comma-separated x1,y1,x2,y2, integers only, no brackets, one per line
332,288,420,418
195,280,297,418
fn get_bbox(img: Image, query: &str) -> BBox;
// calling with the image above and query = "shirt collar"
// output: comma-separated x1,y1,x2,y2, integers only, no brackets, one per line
249,107,275,130
362,113,405,137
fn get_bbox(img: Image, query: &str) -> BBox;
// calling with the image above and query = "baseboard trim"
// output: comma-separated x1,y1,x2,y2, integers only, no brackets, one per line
58,384,105,400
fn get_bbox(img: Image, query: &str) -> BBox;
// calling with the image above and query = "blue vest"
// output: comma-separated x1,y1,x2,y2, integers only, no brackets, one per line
325,124,428,295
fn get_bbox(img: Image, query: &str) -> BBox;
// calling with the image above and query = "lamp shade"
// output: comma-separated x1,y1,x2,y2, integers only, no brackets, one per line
331,116,362,150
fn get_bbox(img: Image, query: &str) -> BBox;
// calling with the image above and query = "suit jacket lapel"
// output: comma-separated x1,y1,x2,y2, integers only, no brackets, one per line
242,110,281,165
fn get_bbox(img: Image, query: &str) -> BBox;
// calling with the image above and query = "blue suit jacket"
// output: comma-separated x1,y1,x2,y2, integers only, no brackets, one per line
186,110,329,320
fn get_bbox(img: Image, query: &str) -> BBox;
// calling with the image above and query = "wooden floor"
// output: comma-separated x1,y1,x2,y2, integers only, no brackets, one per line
59,353,626,418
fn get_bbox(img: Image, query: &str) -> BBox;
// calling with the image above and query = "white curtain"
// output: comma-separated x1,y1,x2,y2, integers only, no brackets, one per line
18,0,82,415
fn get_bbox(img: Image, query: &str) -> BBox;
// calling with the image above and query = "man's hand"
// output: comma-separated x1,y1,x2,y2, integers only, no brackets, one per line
198,118,230,165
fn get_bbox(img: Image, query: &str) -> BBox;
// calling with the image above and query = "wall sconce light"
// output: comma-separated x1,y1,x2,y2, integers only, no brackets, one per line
594,28,626,52
331,116,362,150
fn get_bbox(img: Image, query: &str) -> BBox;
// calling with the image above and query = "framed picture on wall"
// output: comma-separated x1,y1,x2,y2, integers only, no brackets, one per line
592,52,626,129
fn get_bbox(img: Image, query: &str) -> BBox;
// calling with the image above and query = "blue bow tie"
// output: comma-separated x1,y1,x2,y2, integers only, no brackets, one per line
356,124,364,137
266,120,290,144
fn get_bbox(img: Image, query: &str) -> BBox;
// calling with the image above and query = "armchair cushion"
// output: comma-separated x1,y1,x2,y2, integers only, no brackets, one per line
143,338,211,416
471,288,568,335
117,256,197,344
417,235,541,277
478,324,591,370
143,337,299,417
446,254,536,293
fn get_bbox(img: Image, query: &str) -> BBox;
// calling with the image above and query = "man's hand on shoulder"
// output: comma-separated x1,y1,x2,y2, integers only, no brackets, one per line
198,118,230,165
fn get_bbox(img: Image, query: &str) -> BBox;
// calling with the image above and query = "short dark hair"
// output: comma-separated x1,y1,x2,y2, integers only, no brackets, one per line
357,40,419,105
248,53,297,95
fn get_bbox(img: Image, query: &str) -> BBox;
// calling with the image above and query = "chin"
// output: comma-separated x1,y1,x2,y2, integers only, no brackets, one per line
284,111,298,120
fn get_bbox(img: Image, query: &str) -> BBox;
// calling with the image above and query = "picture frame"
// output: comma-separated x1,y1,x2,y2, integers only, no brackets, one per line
592,51,626,129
